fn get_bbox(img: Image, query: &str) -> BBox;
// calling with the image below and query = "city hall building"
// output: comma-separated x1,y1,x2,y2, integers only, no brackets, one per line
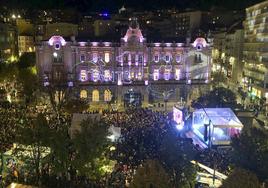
36,20,212,107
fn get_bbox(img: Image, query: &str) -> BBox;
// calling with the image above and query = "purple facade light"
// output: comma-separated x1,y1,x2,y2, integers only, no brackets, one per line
92,69,99,82
175,69,181,80
145,80,148,85
48,36,66,46
164,69,171,80
44,82,49,86
153,69,159,81
92,42,99,47
68,81,73,87
117,80,122,85
80,70,88,82
79,42,86,47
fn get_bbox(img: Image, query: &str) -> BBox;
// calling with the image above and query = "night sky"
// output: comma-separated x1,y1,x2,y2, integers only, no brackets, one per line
0,0,265,12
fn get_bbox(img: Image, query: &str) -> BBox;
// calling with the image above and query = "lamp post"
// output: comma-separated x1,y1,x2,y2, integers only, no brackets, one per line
195,102,212,149
195,102,218,187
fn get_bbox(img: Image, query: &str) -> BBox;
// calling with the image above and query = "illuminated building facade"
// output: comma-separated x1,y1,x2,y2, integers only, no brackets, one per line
36,19,212,107
0,23,17,62
212,28,244,83
243,1,268,100
18,35,35,55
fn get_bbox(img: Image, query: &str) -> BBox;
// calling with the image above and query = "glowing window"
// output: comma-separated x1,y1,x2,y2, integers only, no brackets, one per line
164,69,171,80
92,69,99,82
131,71,135,78
80,90,87,99
92,90,99,102
104,52,110,63
153,69,159,81
175,69,180,80
92,53,98,63
104,70,111,81
104,89,112,102
80,70,87,82
137,72,142,80
176,55,181,63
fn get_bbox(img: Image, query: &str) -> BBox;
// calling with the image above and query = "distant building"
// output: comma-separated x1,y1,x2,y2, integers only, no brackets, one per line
18,35,35,55
36,19,212,107
78,16,95,38
171,11,210,38
16,18,34,35
44,22,78,39
93,19,116,37
0,23,17,62
212,27,244,83
243,0,268,100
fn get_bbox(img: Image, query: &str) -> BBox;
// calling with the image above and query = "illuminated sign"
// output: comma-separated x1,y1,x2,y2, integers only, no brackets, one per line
173,107,183,124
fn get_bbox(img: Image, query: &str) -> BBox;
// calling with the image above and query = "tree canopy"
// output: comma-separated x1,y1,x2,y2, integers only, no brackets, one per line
72,117,111,180
192,87,239,109
18,52,36,69
231,127,268,182
130,160,171,188
221,168,261,188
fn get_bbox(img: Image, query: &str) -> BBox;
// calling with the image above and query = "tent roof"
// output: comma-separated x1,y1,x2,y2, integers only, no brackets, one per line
194,108,243,128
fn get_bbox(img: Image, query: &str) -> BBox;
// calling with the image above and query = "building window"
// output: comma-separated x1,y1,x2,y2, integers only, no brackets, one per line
164,69,171,80
55,71,61,80
53,52,62,63
55,43,60,50
104,70,111,81
153,69,159,81
175,69,180,80
131,71,135,79
165,55,170,62
176,55,181,63
137,72,142,80
123,54,128,63
80,90,87,99
104,52,110,63
80,54,85,62
104,89,112,102
92,53,98,63
135,54,138,62
154,55,159,62
138,54,143,62
92,90,99,102
80,70,88,82
92,69,99,82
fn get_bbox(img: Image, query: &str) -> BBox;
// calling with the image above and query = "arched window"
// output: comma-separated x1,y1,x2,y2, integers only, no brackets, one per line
80,90,87,99
92,90,99,102
104,89,112,102
104,52,110,63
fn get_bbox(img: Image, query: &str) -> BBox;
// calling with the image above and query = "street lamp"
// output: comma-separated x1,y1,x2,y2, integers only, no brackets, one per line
195,102,212,149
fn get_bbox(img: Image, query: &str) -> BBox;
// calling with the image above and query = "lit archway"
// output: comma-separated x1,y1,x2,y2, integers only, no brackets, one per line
92,89,99,102
104,89,112,102
80,90,87,99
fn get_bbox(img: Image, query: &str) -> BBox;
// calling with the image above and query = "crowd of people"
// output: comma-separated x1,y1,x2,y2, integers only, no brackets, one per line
0,100,234,187
0,102,38,152
196,148,232,175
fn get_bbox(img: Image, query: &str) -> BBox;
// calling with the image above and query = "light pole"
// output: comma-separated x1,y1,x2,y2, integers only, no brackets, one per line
195,102,212,149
